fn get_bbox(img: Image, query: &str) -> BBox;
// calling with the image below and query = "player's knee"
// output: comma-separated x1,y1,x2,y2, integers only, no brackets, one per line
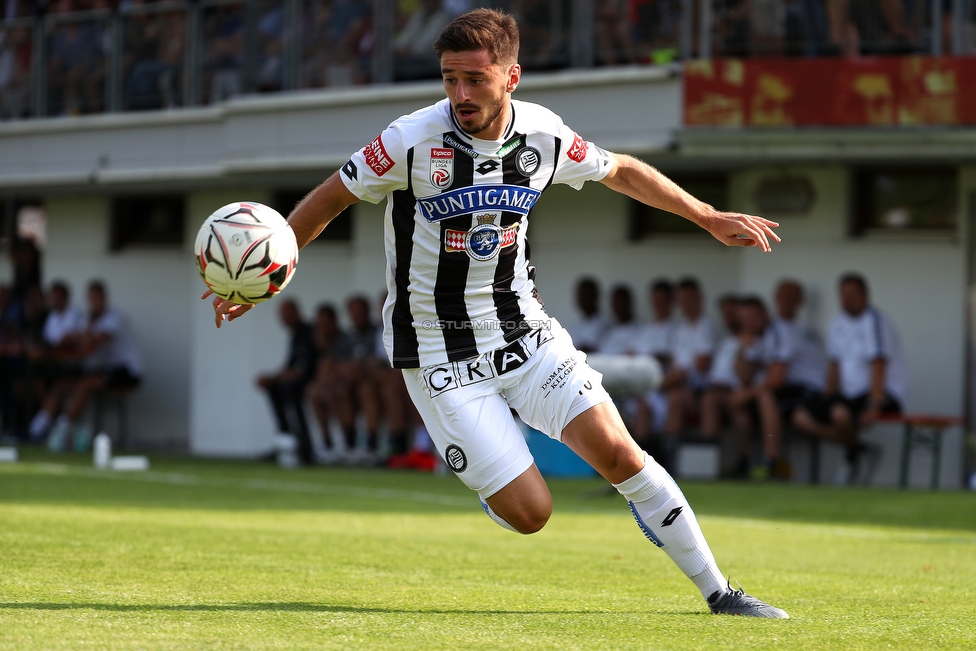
510,502,552,534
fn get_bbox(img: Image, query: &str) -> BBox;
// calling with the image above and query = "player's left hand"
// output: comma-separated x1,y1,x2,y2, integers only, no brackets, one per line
201,290,255,329
699,210,781,253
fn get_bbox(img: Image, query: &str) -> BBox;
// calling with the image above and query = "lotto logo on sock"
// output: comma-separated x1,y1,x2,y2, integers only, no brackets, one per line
661,507,683,527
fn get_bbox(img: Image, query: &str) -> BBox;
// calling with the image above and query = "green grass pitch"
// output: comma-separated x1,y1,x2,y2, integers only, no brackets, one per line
1,448,974,650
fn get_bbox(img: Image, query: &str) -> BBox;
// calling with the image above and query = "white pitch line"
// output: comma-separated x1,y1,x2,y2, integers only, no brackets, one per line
5,462,475,508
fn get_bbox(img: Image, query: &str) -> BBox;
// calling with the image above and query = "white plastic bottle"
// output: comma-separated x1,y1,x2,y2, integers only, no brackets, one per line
93,432,112,469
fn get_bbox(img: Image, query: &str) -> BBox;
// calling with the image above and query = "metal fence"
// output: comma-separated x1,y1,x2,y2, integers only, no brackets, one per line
1,0,975,119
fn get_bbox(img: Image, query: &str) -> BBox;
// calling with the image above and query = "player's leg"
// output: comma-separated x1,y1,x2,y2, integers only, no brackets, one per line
401,368,552,534
562,400,788,618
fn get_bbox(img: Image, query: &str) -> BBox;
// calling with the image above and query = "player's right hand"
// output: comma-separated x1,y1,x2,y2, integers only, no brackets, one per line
201,289,255,329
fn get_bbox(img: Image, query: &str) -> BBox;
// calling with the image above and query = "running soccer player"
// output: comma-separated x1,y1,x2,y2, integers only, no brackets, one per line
207,9,787,618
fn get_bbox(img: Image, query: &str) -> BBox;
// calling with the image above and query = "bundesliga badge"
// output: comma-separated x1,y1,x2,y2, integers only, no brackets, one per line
430,148,454,188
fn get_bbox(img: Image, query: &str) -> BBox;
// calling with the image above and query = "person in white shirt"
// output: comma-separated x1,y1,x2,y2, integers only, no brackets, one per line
749,280,827,480
35,280,143,453
698,295,757,476
566,277,607,354
41,281,85,353
793,273,907,475
632,279,675,443
662,278,716,444
598,285,643,355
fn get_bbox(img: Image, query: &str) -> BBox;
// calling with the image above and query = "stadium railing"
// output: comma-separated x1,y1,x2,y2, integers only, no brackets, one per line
3,0,972,122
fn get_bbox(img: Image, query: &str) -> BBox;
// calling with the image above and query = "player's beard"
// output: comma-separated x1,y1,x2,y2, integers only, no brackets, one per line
455,97,505,138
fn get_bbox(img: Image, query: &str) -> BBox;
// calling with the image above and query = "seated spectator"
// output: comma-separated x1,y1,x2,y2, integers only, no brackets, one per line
793,273,907,482
566,277,608,354
256,298,316,465
699,295,755,475
827,0,915,55
204,3,244,103
598,284,642,355
307,295,381,463
661,278,716,466
306,303,352,460
594,0,636,65
393,0,451,81
748,280,827,480
631,278,675,444
30,280,143,452
41,281,85,357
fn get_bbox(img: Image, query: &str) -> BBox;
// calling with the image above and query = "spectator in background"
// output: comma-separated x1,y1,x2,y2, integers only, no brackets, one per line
660,277,715,468
394,0,451,80
307,294,380,463
631,278,676,442
698,295,754,474
32,280,142,452
204,2,244,103
594,0,635,65
748,279,826,480
793,273,907,482
256,298,316,465
0,24,32,119
599,284,643,355
302,0,371,87
306,303,351,460
631,0,680,62
46,0,103,115
827,0,915,55
566,277,607,354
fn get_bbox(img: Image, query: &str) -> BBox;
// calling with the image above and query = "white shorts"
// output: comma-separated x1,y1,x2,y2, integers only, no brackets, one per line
402,320,612,499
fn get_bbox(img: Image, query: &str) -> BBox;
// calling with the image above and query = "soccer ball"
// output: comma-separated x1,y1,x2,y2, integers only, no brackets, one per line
194,201,299,304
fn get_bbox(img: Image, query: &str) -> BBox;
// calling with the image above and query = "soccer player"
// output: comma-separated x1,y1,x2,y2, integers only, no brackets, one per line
206,9,786,618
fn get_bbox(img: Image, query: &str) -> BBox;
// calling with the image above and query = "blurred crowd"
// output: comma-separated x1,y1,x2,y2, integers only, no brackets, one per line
257,294,440,470
0,236,143,452
1,0,958,118
568,273,907,483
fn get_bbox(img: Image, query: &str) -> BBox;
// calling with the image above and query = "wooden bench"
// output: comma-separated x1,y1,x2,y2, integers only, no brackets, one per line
875,413,963,489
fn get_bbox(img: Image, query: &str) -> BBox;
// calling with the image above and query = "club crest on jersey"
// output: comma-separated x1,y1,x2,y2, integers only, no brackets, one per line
445,215,519,261
430,148,454,188
516,147,541,176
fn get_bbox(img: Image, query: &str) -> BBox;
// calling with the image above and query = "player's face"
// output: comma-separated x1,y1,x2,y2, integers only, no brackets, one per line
441,49,520,141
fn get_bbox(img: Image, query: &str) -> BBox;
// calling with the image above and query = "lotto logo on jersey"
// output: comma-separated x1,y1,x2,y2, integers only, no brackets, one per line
364,135,394,176
567,132,588,162
430,148,454,188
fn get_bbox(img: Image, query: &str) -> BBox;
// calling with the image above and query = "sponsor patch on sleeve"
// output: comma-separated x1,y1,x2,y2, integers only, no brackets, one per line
364,134,395,177
566,132,589,162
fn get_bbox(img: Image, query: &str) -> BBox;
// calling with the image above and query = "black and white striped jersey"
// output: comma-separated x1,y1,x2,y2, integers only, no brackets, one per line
339,97,615,369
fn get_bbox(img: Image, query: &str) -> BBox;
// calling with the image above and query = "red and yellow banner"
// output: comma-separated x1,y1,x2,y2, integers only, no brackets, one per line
684,57,976,127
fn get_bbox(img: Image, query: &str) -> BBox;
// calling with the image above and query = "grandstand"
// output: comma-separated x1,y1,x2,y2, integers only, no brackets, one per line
0,0,973,487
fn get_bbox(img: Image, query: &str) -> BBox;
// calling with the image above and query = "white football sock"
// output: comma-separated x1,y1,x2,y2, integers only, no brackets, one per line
478,496,522,534
613,452,727,601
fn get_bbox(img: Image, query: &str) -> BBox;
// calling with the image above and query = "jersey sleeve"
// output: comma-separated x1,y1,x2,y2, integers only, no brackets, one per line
551,120,615,191
339,124,410,204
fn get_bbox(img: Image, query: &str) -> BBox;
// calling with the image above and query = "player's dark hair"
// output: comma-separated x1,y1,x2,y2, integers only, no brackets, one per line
434,8,519,65
839,272,868,294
